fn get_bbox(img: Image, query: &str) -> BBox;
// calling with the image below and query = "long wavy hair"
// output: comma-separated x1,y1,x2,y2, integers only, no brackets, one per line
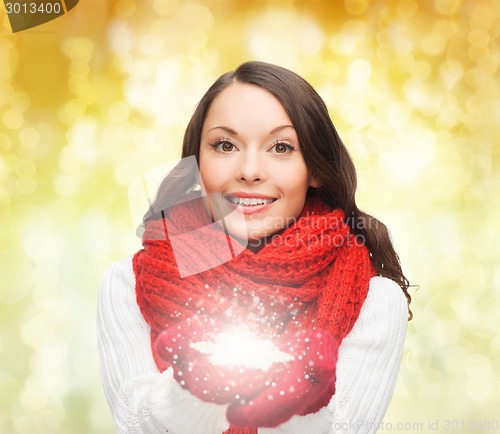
145,61,412,319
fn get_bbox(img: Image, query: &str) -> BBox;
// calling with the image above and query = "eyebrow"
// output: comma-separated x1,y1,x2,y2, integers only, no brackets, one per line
207,125,295,135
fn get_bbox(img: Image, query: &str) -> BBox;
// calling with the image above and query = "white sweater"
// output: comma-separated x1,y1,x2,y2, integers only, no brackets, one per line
97,256,408,434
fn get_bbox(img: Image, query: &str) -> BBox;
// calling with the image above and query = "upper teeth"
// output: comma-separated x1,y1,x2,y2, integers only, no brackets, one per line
227,197,275,206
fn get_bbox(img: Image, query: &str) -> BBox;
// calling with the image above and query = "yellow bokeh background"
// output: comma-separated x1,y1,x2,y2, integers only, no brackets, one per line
1,0,499,432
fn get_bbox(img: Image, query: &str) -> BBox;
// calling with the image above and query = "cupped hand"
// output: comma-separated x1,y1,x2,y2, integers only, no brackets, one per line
154,317,282,405
226,328,339,428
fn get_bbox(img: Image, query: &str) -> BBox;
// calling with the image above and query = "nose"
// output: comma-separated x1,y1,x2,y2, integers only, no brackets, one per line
237,149,264,183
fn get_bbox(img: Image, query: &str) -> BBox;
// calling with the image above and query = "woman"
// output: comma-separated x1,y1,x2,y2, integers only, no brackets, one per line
97,61,411,434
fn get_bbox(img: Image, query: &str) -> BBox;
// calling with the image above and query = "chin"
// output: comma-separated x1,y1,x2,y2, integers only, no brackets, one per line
223,223,264,244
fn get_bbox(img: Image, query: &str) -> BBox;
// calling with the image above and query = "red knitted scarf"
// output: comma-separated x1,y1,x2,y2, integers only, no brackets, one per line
133,196,376,434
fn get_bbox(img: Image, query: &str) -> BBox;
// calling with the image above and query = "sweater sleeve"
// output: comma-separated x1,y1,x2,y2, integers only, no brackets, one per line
260,276,409,434
97,258,408,434
96,257,229,434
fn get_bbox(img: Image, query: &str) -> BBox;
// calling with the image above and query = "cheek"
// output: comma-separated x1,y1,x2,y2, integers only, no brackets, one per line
275,163,311,193
199,156,225,193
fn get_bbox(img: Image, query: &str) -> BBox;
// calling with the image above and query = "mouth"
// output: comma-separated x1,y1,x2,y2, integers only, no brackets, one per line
222,193,278,215
224,196,277,207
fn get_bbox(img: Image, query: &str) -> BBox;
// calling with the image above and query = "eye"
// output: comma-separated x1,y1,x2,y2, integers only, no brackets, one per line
270,141,295,154
210,139,238,153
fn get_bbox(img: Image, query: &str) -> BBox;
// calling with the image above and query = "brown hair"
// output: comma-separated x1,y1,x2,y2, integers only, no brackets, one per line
145,61,412,319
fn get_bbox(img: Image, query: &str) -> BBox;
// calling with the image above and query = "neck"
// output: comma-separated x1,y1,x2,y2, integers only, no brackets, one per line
245,227,289,253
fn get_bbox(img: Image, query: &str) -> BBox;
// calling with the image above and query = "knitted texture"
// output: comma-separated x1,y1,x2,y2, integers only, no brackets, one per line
133,196,376,433
223,428,257,434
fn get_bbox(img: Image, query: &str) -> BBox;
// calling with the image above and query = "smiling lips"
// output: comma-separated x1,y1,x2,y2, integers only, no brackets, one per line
223,193,277,214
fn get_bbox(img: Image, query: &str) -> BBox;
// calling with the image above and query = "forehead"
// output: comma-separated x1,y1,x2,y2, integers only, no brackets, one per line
203,83,293,131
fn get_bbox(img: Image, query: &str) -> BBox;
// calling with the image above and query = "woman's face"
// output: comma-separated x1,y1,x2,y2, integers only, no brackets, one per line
199,83,319,245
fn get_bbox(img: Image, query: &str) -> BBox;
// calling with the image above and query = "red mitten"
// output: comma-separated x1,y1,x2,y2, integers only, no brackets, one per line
155,317,277,404
226,328,339,428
